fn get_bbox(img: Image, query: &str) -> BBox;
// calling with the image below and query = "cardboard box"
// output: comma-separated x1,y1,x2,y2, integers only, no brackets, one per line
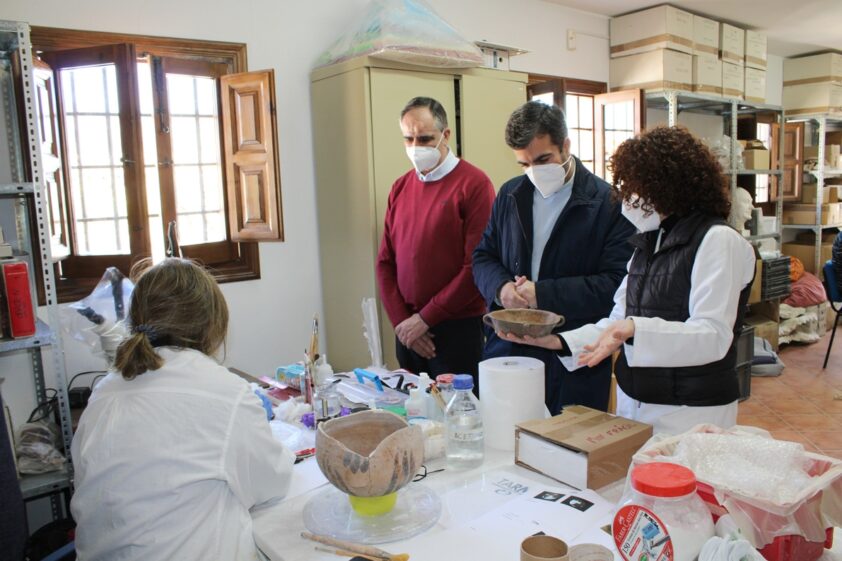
693,15,719,59
722,61,744,99
515,405,652,490
739,140,770,169
804,144,842,168
693,55,722,95
794,229,839,244
801,183,840,204
719,23,745,66
744,67,766,103
783,82,842,115
610,49,693,92
783,52,842,87
610,5,694,58
745,314,779,350
744,30,767,70
782,202,842,226
783,241,834,274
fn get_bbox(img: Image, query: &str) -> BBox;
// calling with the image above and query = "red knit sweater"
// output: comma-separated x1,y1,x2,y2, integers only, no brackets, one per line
376,160,495,328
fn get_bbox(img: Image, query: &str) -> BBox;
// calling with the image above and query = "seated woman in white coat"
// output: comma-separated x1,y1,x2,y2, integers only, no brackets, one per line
71,258,294,561
499,126,755,435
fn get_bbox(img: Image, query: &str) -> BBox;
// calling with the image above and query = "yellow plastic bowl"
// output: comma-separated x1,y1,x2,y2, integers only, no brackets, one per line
348,492,397,516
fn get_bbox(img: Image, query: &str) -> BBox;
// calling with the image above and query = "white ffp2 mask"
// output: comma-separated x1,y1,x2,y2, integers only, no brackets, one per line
621,197,661,232
406,134,444,175
525,154,573,198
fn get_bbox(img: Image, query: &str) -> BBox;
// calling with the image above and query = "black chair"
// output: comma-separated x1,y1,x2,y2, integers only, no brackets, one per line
0,393,27,560
822,260,842,369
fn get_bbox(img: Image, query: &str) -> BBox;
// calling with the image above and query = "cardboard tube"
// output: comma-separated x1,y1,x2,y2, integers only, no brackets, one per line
520,535,569,561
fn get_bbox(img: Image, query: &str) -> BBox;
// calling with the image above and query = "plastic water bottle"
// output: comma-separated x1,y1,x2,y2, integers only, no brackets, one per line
405,387,427,424
446,374,484,469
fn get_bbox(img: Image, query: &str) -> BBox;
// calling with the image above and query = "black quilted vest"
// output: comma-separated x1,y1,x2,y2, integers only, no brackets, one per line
614,212,752,406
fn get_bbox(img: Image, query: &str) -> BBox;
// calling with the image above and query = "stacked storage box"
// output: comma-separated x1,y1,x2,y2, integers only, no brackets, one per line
609,5,694,92
783,53,842,115
744,30,767,103
692,15,722,95
760,256,792,300
735,325,755,401
609,6,766,102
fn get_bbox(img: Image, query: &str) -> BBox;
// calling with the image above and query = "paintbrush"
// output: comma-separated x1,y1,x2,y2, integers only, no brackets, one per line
301,532,409,561
314,545,382,560
429,383,447,412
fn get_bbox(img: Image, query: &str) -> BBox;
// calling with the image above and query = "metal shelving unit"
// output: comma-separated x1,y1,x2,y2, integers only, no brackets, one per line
783,113,842,274
0,20,73,522
645,90,785,251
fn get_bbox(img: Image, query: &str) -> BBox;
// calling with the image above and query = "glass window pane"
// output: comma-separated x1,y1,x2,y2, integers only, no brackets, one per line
166,74,196,115
565,95,579,128
145,166,161,216
177,214,203,246
171,116,200,163
105,66,119,115
195,77,217,116
583,160,595,173
110,115,123,166
580,130,594,161
141,116,158,165
66,66,106,114
205,213,226,243
148,215,165,264
198,117,220,164
579,96,593,129
79,168,116,219
174,166,202,213
75,116,111,166
531,92,554,106
136,62,154,116
201,165,222,211
64,117,79,167
569,131,580,159
604,104,614,129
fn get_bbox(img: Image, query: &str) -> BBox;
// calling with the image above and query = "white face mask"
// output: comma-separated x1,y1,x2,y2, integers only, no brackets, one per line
525,153,573,198
621,197,662,232
406,133,445,174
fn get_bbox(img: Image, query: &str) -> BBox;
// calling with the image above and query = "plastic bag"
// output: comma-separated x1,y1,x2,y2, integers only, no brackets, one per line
631,424,842,549
61,267,133,364
315,0,483,69
705,135,743,172
784,272,826,308
15,420,66,474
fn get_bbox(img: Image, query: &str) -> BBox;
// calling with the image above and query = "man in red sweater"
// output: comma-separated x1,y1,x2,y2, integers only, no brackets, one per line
376,97,495,383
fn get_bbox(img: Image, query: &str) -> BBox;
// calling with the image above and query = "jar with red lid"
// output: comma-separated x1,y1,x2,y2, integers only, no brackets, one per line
613,462,714,561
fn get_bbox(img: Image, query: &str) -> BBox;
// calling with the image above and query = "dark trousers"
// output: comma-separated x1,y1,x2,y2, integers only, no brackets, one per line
395,316,484,387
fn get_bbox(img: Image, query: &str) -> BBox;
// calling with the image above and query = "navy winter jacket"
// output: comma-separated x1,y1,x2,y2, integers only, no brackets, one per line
472,157,635,413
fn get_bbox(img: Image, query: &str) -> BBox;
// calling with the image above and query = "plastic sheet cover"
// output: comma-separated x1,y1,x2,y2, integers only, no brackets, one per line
632,424,842,549
315,0,483,68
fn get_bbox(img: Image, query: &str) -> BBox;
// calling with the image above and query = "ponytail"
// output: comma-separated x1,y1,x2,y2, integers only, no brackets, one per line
113,331,164,380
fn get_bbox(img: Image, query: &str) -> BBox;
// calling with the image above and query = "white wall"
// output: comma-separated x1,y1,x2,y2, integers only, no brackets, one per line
1,0,609,422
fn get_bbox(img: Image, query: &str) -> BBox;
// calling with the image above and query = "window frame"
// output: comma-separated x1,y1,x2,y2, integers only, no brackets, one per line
30,27,260,303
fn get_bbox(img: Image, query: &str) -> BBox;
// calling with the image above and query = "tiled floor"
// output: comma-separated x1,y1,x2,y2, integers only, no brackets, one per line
738,326,842,459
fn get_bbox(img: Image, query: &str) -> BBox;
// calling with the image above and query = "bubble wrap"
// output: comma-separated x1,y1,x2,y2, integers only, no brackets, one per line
632,425,842,549
671,433,813,504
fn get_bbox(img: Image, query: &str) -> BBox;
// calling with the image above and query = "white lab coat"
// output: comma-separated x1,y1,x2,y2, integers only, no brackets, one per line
71,347,294,561
560,225,756,435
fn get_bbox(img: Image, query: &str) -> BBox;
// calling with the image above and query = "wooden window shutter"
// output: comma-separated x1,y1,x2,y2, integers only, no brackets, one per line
220,69,284,241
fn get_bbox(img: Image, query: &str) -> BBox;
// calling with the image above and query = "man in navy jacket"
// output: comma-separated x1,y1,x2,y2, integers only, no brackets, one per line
473,101,634,414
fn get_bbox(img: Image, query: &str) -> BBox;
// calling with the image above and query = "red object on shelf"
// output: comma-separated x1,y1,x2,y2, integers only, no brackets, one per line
697,481,834,561
1,261,36,338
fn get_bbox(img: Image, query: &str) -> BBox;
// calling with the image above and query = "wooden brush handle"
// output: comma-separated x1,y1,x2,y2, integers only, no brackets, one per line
301,532,390,559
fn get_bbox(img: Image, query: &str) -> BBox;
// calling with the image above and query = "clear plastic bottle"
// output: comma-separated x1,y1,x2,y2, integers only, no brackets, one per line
405,387,427,424
445,374,484,469
435,374,455,405
613,462,714,561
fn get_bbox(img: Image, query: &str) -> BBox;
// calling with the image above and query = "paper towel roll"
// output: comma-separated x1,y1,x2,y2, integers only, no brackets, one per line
479,356,545,452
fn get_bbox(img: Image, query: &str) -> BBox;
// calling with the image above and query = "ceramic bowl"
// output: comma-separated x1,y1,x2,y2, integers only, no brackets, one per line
483,308,565,338
316,410,424,498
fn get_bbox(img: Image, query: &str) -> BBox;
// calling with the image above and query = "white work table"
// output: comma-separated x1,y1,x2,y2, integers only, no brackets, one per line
252,445,842,561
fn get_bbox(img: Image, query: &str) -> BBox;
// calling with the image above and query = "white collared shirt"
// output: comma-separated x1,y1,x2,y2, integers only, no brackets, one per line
71,347,294,561
560,224,756,370
416,149,459,182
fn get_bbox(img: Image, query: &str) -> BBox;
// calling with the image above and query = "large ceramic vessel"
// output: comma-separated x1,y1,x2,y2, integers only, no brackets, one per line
316,410,424,498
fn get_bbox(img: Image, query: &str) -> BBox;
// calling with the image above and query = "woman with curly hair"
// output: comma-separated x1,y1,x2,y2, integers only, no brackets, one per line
499,126,756,434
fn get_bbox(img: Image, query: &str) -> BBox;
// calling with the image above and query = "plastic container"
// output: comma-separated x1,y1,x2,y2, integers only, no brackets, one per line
405,388,427,424
445,374,484,470
435,374,455,404
613,462,714,561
